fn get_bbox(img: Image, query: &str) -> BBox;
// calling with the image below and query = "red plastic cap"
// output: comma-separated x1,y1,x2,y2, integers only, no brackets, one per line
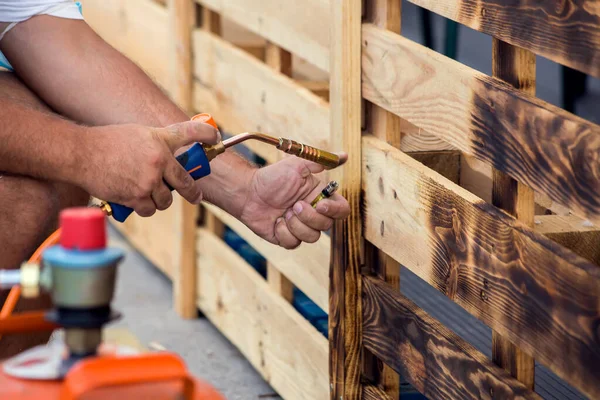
60,207,107,250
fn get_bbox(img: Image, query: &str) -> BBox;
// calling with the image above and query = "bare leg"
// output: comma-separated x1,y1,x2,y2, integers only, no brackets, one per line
0,71,89,359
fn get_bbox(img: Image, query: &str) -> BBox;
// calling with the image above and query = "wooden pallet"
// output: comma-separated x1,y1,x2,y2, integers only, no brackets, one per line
333,1,600,399
80,0,600,399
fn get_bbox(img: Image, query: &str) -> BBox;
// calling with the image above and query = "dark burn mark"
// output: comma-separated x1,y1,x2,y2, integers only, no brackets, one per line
470,0,600,76
380,220,385,236
425,177,600,394
393,190,398,199
362,278,536,399
378,176,384,195
366,164,371,172
469,79,600,219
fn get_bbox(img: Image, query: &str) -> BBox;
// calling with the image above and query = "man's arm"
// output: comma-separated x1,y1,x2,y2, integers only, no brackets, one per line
0,16,255,218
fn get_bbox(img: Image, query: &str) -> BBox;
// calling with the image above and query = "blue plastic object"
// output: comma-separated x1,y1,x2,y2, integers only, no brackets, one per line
109,143,212,222
43,246,123,269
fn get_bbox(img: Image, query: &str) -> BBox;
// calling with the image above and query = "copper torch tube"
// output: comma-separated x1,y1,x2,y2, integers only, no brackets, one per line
221,133,344,169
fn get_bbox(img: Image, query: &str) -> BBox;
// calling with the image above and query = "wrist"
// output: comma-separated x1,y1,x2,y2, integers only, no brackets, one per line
68,126,101,189
198,151,258,219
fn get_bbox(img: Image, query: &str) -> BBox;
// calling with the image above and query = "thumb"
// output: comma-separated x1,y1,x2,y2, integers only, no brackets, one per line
161,120,221,151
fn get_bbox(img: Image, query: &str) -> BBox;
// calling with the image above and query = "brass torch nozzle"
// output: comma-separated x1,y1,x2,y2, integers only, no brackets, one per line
276,138,342,169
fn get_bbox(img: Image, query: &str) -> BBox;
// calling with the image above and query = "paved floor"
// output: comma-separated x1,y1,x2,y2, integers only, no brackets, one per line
107,227,278,400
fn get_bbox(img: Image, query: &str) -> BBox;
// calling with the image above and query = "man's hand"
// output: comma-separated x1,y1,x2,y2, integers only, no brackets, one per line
239,156,350,249
79,120,219,217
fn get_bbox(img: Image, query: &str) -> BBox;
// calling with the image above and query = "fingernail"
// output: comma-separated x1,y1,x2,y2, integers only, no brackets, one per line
316,203,328,213
293,202,303,215
276,217,283,225
285,210,293,220
216,129,222,142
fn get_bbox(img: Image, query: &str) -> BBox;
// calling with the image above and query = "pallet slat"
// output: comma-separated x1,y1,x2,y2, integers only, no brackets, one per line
203,203,329,313
196,229,328,400
192,29,330,164
362,24,600,225
407,0,600,78
194,0,330,72
362,276,541,400
362,384,394,400
362,135,600,399
535,215,600,265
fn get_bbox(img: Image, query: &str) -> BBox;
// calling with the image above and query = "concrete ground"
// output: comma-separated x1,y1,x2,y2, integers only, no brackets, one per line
107,226,279,400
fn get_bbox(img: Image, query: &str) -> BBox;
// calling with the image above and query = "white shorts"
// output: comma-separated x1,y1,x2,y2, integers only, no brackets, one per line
0,1,84,71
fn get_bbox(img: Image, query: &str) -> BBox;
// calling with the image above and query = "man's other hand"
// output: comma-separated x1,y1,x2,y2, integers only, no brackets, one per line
239,156,351,249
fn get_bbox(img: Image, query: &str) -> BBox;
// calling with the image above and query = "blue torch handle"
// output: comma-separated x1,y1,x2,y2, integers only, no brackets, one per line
109,143,212,222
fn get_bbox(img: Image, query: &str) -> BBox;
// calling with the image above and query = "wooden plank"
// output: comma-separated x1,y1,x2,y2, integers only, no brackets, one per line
362,276,541,400
362,135,600,399
296,80,330,101
363,1,401,398
194,0,330,72
196,229,328,400
169,0,199,319
267,263,294,302
362,23,600,224
192,30,330,164
362,384,394,400
490,39,535,388
535,215,600,265
204,203,329,313
406,0,600,78
329,0,362,398
79,0,173,94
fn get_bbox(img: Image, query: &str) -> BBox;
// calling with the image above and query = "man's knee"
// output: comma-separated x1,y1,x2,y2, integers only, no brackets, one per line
0,174,89,268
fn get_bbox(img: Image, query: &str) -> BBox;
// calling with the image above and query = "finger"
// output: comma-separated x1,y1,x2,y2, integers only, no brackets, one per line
291,201,332,231
279,156,325,178
313,193,351,218
132,198,157,218
274,217,302,249
163,157,203,204
284,209,321,243
151,183,173,211
161,120,220,152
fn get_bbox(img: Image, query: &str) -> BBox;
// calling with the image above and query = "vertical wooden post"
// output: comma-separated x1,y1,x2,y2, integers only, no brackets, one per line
199,5,225,240
329,0,362,399
170,0,198,319
491,39,536,389
363,0,401,398
265,41,295,303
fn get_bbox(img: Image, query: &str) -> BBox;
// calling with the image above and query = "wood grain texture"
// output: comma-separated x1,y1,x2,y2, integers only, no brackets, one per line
170,0,199,319
196,229,328,400
329,0,363,398
490,38,535,388
194,0,330,72
407,0,600,78
192,30,329,165
535,215,600,265
362,24,600,225
362,384,394,400
362,135,600,399
204,203,329,313
363,1,402,397
362,276,541,400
